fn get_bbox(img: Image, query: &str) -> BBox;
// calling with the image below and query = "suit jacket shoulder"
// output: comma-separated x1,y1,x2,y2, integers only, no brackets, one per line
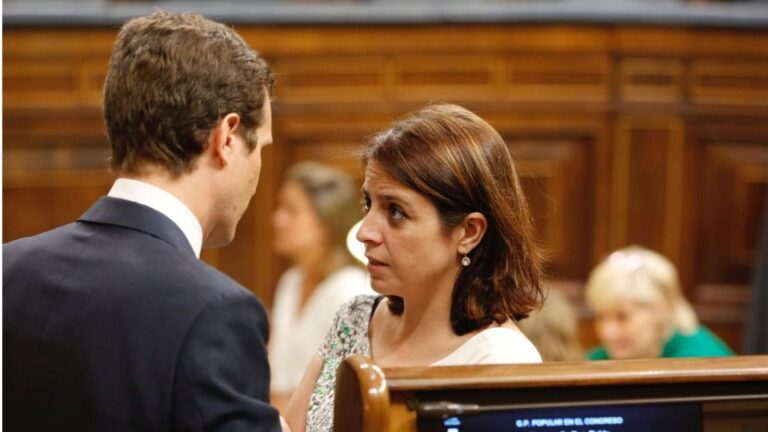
3,197,279,432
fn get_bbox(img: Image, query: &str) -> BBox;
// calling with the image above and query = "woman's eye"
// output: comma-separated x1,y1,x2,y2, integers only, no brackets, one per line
361,197,371,214
388,204,405,221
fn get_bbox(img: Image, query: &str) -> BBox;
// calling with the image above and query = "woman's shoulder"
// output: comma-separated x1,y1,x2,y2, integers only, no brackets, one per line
333,294,379,323
433,327,542,366
318,294,379,360
664,325,735,357
476,327,543,363
275,267,302,290
272,267,302,306
585,346,610,360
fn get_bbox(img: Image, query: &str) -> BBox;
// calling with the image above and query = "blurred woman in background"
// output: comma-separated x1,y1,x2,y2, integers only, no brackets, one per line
585,245,733,360
269,161,370,401
518,285,583,361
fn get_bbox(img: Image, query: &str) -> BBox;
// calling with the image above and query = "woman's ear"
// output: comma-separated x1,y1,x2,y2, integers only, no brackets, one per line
457,212,487,255
209,113,242,168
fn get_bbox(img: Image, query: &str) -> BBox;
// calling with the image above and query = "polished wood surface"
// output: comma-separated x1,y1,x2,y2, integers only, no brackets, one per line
336,354,768,432
334,355,390,432
4,23,767,351
383,355,768,389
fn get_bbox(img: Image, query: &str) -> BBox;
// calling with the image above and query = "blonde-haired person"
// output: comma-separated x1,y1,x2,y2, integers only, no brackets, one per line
585,245,733,360
269,162,371,401
518,285,583,362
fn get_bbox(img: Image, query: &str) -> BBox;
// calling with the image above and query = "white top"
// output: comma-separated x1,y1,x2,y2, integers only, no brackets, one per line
108,178,203,258
269,265,372,393
431,326,542,366
305,295,541,432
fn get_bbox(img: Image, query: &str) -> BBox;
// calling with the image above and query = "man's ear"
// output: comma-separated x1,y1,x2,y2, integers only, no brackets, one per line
209,113,242,168
457,212,487,255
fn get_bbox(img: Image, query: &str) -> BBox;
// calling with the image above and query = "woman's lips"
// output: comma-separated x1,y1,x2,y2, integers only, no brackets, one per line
366,255,388,269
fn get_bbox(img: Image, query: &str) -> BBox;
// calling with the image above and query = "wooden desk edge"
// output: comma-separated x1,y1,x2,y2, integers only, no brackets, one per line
382,355,768,391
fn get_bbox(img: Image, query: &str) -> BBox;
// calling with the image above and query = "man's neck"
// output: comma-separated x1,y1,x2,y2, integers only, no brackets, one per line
121,170,207,228
109,176,205,258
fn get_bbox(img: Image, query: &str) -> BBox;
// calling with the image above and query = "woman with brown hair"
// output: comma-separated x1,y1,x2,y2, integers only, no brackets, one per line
285,104,544,432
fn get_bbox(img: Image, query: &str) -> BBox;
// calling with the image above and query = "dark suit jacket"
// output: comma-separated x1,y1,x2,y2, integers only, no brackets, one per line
3,197,281,432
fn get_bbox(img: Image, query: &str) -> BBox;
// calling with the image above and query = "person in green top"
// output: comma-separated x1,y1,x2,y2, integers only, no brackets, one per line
584,246,734,360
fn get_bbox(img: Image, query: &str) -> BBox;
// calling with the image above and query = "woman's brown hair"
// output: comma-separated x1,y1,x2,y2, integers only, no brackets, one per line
363,104,544,335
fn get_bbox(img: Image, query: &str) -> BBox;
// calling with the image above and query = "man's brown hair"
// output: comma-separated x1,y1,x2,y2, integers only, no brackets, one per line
104,11,274,176
363,104,544,335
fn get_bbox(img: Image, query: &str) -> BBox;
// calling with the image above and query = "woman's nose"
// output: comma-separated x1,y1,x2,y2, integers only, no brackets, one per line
599,320,622,342
272,209,288,229
356,214,382,245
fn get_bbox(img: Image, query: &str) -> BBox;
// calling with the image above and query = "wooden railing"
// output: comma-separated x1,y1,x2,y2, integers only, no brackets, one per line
335,355,768,432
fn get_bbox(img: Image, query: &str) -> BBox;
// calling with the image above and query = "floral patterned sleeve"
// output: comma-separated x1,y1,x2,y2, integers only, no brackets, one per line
306,294,376,432
316,303,342,363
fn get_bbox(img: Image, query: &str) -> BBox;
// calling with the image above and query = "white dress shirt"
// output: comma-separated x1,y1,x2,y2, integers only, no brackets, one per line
108,178,203,258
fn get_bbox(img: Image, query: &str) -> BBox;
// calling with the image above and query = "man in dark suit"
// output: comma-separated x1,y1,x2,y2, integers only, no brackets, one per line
3,11,282,432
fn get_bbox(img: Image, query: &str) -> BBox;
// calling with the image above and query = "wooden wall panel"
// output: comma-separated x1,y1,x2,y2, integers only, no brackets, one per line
694,284,753,354
274,56,389,104
691,60,768,108
489,113,605,280
514,140,590,279
619,58,684,104
3,172,113,240
611,117,685,265
700,142,768,282
4,24,768,354
4,107,107,151
274,53,611,106
274,110,394,178
505,55,610,102
394,55,498,101
690,122,768,352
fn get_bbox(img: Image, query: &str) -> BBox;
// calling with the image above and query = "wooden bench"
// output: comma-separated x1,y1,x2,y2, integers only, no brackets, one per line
335,355,768,432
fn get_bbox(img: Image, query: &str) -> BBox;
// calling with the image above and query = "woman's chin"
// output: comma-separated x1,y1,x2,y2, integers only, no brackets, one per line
369,280,394,297
370,283,387,295
606,346,635,360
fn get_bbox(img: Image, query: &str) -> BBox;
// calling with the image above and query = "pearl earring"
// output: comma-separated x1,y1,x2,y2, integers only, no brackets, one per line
461,255,471,267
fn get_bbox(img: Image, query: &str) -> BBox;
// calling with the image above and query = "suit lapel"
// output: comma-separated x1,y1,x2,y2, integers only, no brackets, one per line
78,197,197,258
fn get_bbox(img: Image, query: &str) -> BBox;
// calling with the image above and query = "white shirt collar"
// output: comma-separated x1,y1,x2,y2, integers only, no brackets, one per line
107,178,203,258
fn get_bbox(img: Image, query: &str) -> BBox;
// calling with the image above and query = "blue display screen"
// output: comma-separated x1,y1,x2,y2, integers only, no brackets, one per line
428,402,701,432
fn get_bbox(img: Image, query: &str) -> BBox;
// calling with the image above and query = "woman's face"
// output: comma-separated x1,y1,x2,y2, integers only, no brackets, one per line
356,160,462,299
271,181,329,261
594,297,668,359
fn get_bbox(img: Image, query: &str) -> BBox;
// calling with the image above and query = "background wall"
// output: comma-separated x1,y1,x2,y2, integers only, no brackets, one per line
5,21,767,352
